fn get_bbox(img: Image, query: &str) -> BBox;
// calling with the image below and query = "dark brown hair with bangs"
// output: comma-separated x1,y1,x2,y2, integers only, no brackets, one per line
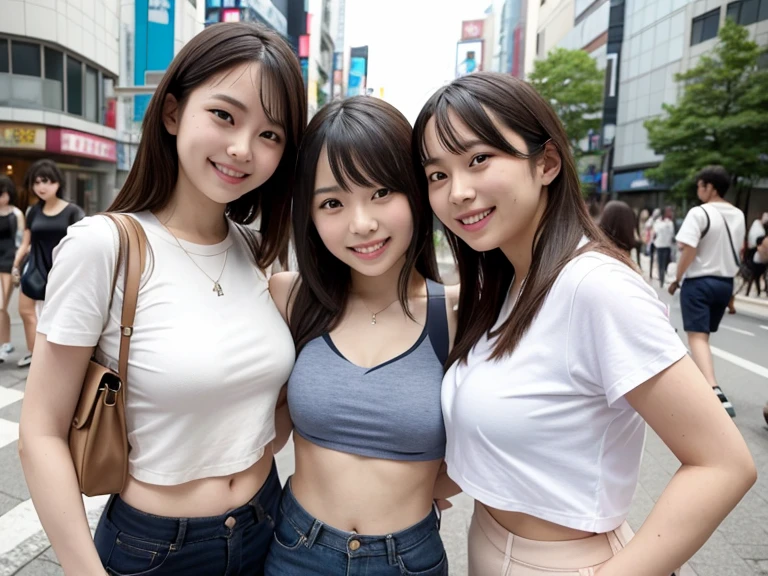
290,96,440,353
412,72,630,367
109,22,306,269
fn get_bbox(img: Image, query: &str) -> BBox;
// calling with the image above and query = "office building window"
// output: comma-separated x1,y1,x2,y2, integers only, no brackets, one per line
726,0,768,24
691,9,720,46
67,55,83,115
44,47,64,110
536,33,541,56
85,66,98,122
0,39,8,73
12,41,41,76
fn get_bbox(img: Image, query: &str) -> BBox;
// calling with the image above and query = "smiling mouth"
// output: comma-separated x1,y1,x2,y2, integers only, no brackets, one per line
350,238,390,254
458,208,494,225
210,161,248,179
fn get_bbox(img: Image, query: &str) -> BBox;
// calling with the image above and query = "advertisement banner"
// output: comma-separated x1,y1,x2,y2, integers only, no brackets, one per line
47,129,117,162
0,125,46,150
347,46,368,98
461,19,484,40
134,0,175,122
456,40,483,77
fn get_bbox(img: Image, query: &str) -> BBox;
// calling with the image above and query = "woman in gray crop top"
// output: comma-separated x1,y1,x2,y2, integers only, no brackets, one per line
265,97,459,576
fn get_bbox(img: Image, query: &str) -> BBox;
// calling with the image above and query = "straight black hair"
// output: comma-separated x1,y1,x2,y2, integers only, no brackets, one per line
696,165,730,197
413,72,631,367
109,22,307,269
290,97,440,353
25,159,65,199
0,175,17,206
599,200,637,253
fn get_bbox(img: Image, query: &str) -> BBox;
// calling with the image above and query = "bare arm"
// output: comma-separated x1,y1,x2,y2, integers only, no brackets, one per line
13,229,31,270
19,336,107,575
596,356,756,576
668,243,696,294
272,385,292,454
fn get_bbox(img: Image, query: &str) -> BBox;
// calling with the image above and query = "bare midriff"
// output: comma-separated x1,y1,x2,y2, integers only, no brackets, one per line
119,446,275,518
485,504,598,541
290,434,442,534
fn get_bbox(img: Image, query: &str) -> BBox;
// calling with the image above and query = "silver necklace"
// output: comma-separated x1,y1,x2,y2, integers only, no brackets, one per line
358,297,399,325
162,223,229,297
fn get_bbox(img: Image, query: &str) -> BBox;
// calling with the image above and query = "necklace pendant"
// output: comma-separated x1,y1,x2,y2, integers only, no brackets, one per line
371,314,377,325
213,282,224,297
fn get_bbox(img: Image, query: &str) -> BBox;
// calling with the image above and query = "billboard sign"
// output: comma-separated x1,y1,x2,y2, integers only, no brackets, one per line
134,0,175,122
461,19,484,40
347,46,368,97
456,40,483,77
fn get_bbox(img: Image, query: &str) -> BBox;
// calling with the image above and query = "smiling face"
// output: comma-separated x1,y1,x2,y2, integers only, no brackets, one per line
163,61,286,207
312,146,414,278
422,109,557,255
33,177,61,202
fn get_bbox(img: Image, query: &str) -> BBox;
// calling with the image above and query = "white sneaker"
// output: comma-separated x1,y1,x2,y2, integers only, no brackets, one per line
17,353,32,368
1,343,14,354
0,348,7,363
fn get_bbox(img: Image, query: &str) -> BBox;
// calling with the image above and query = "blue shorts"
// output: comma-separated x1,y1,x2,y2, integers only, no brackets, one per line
680,276,733,334
265,478,448,576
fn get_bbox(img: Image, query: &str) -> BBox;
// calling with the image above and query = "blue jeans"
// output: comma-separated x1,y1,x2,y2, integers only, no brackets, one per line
94,460,281,576
264,479,448,576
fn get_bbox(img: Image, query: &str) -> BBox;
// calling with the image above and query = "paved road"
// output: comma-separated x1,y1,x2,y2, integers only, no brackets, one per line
0,265,766,575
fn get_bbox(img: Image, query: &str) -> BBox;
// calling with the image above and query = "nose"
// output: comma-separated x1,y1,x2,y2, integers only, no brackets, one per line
226,130,252,163
448,174,476,205
349,205,378,236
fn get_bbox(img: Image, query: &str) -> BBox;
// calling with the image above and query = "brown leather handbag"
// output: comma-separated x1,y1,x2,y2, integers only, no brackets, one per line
69,214,147,497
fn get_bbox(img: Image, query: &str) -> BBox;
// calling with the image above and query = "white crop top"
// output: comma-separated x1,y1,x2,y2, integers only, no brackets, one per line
38,212,295,486
442,250,688,533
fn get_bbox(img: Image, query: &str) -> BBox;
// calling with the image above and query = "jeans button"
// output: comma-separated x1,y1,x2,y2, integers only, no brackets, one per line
225,516,236,529
349,539,361,551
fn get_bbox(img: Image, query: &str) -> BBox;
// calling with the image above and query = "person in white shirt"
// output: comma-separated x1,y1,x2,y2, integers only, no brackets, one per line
415,72,755,576
668,166,746,418
18,23,306,576
652,206,676,287
747,212,767,248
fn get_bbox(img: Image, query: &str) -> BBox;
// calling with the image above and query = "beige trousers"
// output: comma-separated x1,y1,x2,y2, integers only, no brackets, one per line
468,501,651,576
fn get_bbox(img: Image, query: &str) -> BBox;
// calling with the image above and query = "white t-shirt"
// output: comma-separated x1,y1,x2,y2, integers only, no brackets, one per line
675,203,745,279
748,219,766,249
652,218,675,249
442,250,688,533
38,212,295,485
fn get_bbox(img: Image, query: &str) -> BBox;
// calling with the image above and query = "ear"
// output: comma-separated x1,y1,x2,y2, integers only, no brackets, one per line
540,141,561,186
163,94,180,136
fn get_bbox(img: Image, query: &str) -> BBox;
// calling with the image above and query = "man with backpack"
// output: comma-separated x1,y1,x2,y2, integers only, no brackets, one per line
668,166,745,417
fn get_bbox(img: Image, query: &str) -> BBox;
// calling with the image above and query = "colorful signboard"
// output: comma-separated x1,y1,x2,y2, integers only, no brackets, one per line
0,124,46,150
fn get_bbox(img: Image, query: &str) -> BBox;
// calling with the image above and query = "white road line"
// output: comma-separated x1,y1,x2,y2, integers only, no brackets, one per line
720,325,755,337
0,418,18,450
0,386,23,410
711,346,768,379
760,325,768,331
0,494,108,556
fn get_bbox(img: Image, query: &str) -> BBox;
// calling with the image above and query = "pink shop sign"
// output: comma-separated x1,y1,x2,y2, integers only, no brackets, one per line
47,128,117,162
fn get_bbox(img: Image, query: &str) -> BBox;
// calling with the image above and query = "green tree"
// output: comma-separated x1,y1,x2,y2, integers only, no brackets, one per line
644,19,768,203
529,47,604,157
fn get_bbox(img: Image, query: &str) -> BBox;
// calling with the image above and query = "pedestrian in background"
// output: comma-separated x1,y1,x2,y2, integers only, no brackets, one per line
645,207,661,279
415,72,755,576
19,22,306,576
747,211,767,249
0,175,24,363
652,206,676,287
599,200,637,261
668,165,746,418
12,160,84,368
265,97,456,576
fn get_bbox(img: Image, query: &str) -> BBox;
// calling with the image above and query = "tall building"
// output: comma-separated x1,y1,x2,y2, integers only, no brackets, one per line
494,0,529,76
0,0,122,213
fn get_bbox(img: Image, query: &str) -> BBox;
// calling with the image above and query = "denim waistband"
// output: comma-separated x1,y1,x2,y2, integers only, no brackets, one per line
280,478,440,559
106,459,280,546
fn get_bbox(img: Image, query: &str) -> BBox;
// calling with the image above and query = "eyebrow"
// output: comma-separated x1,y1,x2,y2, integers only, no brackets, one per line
210,94,248,112
313,185,347,196
422,139,488,167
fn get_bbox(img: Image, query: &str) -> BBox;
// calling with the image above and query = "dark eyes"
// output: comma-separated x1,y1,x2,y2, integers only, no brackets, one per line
372,188,391,199
210,111,282,142
318,189,392,210
428,172,447,183
427,154,491,183
261,131,281,142
470,154,490,166
211,109,233,123
319,199,342,210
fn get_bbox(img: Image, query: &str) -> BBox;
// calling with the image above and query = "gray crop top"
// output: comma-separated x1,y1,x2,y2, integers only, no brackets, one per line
288,280,449,461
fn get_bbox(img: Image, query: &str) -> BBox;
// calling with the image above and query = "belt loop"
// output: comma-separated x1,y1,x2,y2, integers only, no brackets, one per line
173,518,188,551
386,534,397,566
305,520,323,549
104,494,118,521
250,500,268,524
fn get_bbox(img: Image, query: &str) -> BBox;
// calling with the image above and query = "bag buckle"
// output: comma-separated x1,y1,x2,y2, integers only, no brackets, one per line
122,326,133,337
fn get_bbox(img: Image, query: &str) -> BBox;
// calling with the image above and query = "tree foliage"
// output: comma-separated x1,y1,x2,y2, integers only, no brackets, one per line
644,20,768,202
529,47,604,156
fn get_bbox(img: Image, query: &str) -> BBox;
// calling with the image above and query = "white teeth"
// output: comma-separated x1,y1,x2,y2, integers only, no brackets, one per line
353,240,386,254
214,163,246,178
461,209,492,225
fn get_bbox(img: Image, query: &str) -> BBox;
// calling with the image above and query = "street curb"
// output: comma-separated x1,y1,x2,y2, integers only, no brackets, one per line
734,294,768,308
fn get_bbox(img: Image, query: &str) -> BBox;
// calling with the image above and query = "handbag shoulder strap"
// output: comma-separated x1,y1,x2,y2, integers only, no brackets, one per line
718,210,741,267
102,214,147,382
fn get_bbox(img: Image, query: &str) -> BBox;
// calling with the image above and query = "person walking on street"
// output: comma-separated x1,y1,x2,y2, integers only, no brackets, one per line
653,206,675,287
668,166,745,417
12,160,84,368
645,208,661,279
747,212,767,249
0,175,24,363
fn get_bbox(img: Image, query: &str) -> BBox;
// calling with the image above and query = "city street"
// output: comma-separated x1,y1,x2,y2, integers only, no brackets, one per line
0,264,767,576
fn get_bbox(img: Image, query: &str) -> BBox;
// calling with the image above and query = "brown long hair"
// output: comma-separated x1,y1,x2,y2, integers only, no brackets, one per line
290,97,440,353
109,22,307,269
412,72,630,367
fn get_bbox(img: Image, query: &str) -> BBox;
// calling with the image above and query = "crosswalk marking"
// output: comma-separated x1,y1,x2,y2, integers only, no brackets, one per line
0,418,19,450
0,386,23,410
720,325,755,337
711,346,768,379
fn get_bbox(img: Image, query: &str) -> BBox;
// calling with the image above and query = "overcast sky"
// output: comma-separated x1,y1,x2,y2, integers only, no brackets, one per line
344,0,492,124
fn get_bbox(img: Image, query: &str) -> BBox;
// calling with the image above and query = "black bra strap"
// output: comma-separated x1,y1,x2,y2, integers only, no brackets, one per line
426,279,449,366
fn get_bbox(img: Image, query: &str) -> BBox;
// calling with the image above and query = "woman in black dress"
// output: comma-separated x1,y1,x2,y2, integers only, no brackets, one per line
0,175,24,363
12,160,84,367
